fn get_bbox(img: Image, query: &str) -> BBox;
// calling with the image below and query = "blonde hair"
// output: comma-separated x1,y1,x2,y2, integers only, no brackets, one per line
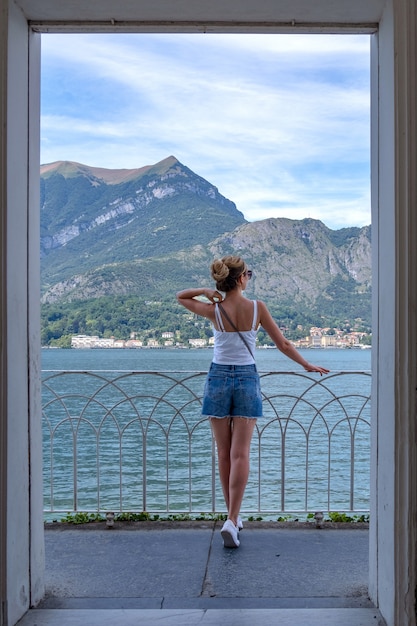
210,255,246,292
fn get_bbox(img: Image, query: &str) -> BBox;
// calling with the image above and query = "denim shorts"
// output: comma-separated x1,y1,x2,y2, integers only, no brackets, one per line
201,362,263,419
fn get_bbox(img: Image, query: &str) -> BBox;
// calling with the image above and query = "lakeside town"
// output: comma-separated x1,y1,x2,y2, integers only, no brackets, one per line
70,327,372,350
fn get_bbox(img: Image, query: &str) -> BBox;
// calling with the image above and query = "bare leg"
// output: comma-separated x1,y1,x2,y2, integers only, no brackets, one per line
210,417,233,511
210,417,256,525
228,418,256,524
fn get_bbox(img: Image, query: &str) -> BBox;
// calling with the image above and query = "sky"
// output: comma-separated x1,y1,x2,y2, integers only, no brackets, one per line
41,33,371,230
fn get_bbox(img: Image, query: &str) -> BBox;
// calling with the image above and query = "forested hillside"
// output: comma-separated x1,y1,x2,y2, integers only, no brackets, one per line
40,157,371,346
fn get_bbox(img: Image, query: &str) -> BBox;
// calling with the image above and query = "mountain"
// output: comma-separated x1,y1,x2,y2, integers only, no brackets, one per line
40,156,246,291
40,157,371,329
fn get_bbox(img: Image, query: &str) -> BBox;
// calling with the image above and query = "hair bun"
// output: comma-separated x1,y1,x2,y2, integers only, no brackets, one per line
210,255,246,292
211,259,229,282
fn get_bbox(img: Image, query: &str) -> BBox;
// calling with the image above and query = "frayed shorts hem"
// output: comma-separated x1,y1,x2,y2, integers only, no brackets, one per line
204,414,260,420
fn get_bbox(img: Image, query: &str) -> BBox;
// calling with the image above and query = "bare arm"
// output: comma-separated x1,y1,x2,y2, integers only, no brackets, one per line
258,301,330,375
176,288,224,321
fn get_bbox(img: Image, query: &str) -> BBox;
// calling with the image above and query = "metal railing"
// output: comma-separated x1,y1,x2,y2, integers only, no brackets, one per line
42,370,371,517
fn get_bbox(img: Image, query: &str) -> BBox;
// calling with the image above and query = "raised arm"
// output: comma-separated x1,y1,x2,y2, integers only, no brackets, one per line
258,301,330,375
176,288,224,321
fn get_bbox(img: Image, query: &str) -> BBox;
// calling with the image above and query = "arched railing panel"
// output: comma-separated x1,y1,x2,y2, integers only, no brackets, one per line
42,370,371,516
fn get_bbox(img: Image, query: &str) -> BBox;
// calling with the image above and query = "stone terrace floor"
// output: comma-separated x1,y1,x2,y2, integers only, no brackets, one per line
17,520,386,626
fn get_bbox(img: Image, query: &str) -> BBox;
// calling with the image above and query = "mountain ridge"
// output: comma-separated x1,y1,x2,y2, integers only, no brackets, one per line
40,156,371,332
40,155,180,185
40,156,246,289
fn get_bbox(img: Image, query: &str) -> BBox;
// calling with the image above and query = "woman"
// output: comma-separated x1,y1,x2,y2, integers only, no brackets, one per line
176,255,329,548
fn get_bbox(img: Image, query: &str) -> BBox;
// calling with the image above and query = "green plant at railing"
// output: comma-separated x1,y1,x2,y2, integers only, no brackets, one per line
194,513,227,521
54,510,370,525
248,514,297,522
114,512,160,522
117,512,225,522
326,511,369,523
306,512,370,523
55,511,228,524
60,512,105,524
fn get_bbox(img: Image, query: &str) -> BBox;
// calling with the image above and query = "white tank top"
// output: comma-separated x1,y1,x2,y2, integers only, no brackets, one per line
212,301,258,365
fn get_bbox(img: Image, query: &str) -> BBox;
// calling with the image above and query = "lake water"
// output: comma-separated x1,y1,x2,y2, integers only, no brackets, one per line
42,346,371,373
41,348,371,518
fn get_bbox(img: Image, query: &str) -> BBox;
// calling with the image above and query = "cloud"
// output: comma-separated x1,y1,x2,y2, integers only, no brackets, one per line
41,33,371,230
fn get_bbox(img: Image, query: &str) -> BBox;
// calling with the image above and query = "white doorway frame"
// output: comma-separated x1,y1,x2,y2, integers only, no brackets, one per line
1,1,417,625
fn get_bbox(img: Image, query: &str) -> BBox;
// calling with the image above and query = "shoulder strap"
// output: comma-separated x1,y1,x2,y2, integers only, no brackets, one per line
252,301,258,330
217,303,254,360
214,303,226,331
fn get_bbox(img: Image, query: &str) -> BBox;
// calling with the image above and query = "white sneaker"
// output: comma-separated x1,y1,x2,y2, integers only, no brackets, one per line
221,519,240,548
237,516,243,530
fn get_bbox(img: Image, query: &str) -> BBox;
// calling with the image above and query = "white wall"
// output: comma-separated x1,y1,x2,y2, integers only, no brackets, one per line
28,28,45,612
0,1,44,624
369,2,396,619
370,1,417,624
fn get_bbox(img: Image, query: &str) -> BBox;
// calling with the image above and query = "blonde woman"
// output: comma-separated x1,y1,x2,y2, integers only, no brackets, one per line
176,255,329,548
